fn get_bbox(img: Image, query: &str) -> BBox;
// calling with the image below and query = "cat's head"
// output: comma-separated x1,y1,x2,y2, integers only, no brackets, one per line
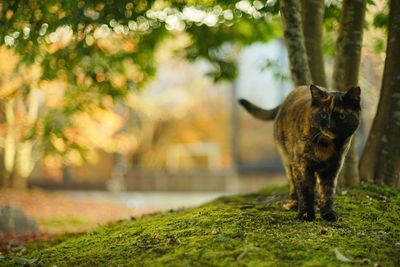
309,84,361,140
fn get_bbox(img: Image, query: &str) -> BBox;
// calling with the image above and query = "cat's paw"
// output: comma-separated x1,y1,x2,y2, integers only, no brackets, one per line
283,199,298,210
321,211,338,221
298,211,316,221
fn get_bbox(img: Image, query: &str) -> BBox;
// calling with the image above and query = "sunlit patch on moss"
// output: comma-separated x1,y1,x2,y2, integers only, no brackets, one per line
39,217,92,234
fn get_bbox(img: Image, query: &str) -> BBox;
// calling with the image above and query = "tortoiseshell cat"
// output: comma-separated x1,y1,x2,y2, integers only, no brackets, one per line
239,85,361,221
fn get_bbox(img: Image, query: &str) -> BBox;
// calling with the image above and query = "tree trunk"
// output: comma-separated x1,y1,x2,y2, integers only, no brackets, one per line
108,153,127,192
63,165,73,183
332,0,366,188
0,152,5,188
359,0,400,187
0,101,5,188
280,0,312,86
300,0,327,87
4,100,17,188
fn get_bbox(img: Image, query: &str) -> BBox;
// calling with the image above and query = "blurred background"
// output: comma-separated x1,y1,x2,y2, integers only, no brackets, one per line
0,0,387,236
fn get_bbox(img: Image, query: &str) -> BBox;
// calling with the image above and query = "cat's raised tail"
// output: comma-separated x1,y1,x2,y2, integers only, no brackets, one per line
238,99,280,121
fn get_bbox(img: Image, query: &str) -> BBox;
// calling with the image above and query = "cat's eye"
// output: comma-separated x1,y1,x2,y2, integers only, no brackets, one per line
320,113,328,119
339,113,346,119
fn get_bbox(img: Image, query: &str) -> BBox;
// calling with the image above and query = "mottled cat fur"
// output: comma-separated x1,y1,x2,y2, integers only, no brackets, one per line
239,85,361,221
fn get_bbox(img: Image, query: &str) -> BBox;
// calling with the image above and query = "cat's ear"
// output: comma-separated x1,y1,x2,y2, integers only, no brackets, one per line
343,86,361,111
310,84,327,105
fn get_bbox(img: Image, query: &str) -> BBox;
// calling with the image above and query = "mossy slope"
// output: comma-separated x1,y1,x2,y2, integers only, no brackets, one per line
5,183,400,266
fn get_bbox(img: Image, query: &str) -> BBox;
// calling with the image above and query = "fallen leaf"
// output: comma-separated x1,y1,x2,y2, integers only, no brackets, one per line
11,256,40,265
212,228,221,235
334,248,352,263
236,249,248,261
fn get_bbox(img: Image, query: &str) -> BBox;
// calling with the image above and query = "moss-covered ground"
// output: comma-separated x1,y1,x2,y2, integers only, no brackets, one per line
2,183,400,266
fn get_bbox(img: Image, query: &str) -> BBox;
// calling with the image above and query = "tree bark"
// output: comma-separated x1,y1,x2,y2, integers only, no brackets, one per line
300,0,327,87
332,0,366,188
280,0,312,86
359,0,400,187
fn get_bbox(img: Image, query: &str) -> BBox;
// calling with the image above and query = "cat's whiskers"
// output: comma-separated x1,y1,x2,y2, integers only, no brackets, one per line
310,131,322,144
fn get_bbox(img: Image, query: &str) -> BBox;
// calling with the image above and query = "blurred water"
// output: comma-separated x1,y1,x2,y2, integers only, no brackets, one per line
60,191,231,211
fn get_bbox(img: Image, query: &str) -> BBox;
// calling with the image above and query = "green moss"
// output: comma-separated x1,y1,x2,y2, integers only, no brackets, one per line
40,217,90,227
23,232,85,252
3,183,400,266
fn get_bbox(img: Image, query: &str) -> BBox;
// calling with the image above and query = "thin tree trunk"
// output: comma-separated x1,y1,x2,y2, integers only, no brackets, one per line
359,0,400,187
280,0,312,86
108,153,127,192
0,102,5,188
332,0,366,188
63,165,73,183
0,152,5,188
4,100,16,188
300,0,327,87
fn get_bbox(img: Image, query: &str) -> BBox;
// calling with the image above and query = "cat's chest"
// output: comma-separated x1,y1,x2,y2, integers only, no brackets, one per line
312,141,336,161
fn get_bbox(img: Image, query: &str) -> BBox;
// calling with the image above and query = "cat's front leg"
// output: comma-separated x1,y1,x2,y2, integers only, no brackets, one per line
317,162,340,221
294,164,316,221
317,170,338,221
